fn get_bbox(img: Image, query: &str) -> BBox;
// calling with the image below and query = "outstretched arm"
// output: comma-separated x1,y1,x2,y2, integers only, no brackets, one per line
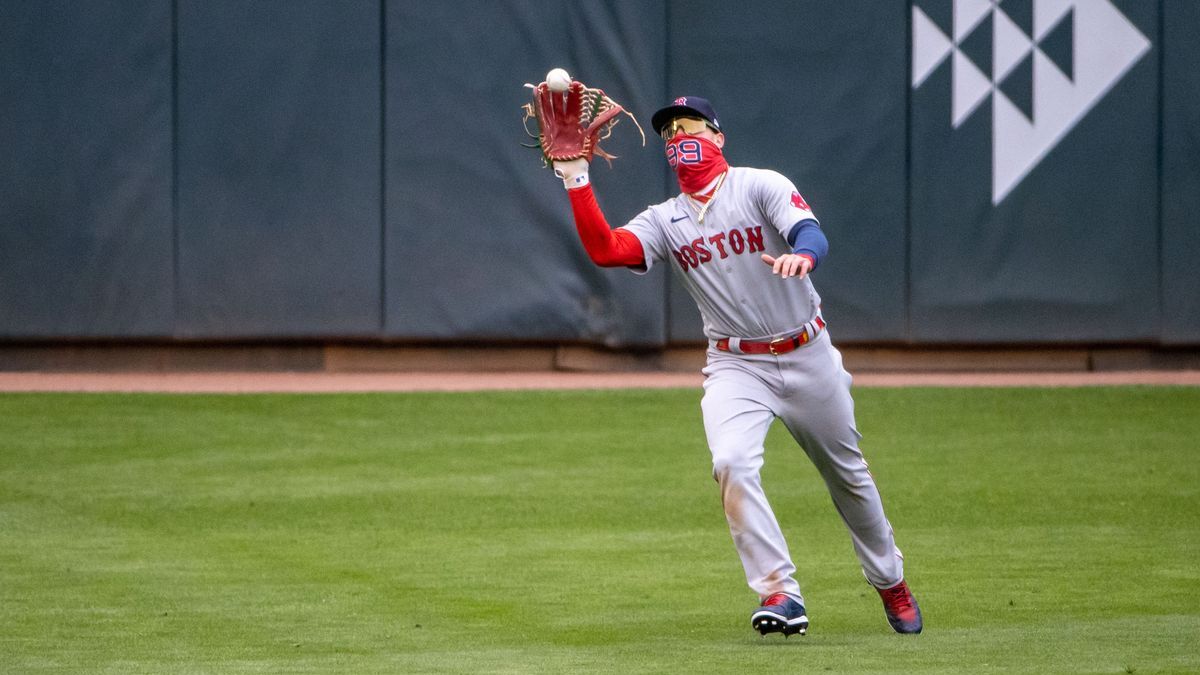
555,159,646,268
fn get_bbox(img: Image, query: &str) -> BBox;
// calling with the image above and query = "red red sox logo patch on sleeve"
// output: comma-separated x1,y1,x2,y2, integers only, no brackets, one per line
790,191,810,211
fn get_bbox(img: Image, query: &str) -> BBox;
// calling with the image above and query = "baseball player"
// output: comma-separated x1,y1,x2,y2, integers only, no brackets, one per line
550,96,922,636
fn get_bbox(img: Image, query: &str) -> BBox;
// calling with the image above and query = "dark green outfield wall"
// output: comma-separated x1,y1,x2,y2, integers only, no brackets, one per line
1,1,1195,345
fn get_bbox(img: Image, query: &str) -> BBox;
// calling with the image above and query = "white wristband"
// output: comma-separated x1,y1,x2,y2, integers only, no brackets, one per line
553,159,590,190
560,171,590,189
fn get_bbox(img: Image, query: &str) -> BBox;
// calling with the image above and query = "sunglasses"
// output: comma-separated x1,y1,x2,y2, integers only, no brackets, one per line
661,116,717,140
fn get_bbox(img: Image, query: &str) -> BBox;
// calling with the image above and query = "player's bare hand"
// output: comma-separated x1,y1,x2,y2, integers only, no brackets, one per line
761,253,813,280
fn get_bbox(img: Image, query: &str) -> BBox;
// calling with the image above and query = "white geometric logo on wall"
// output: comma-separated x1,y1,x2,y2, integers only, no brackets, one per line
912,0,1151,204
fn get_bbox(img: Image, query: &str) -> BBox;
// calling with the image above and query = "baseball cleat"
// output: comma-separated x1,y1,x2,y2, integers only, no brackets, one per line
877,580,923,634
751,593,809,637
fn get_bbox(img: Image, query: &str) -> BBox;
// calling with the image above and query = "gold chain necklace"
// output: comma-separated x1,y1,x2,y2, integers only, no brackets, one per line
690,171,728,224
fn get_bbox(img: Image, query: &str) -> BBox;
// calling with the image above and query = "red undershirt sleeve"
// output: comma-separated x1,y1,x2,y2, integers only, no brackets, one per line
566,185,646,268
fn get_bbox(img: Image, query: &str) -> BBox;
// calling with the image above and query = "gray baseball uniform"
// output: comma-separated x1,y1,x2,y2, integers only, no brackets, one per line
621,167,905,602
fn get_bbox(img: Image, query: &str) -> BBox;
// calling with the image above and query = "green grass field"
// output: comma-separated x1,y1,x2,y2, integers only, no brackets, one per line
2,387,1198,673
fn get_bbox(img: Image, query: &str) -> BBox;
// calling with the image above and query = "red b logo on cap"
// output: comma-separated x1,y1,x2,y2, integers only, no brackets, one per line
674,97,688,106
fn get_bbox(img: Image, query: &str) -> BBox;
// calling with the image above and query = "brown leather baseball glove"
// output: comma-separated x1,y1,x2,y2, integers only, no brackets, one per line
522,78,644,166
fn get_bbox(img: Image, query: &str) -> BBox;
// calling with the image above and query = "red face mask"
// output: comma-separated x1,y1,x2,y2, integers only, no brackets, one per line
665,135,729,194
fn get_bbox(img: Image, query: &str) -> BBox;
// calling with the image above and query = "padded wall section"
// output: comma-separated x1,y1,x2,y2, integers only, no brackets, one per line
1161,0,1200,343
909,0,1159,342
0,2,173,337
175,1,382,337
383,2,669,345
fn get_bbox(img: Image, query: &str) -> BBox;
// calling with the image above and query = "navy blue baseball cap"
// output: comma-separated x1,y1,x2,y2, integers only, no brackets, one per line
651,96,722,136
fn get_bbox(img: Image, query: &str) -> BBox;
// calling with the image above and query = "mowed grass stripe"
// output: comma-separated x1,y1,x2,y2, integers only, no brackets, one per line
1,388,1197,673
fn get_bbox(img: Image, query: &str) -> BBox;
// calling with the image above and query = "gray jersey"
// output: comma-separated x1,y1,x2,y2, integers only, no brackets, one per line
621,167,823,341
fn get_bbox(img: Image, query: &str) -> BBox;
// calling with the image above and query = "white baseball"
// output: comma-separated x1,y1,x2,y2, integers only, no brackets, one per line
545,68,571,92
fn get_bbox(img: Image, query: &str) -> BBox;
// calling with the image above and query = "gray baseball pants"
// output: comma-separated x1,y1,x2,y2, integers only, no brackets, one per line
700,328,905,604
